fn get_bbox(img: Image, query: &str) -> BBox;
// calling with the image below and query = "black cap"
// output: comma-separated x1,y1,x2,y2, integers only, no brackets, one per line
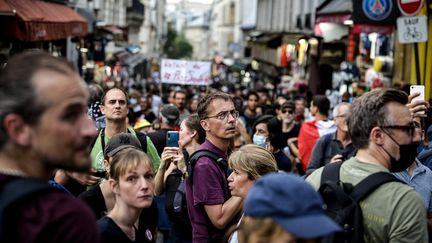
160,104,180,123
104,133,141,157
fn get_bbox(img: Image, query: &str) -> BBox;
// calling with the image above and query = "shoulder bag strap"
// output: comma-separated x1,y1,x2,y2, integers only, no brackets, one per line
350,172,402,202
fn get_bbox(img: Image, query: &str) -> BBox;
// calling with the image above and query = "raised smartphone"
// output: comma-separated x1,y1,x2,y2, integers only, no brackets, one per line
410,85,425,115
410,85,425,101
166,131,179,147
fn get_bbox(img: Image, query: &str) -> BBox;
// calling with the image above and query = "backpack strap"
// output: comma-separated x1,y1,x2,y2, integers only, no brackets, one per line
99,128,147,153
135,131,148,153
0,178,58,239
90,128,102,149
320,161,343,186
187,149,228,184
322,133,334,162
350,172,402,202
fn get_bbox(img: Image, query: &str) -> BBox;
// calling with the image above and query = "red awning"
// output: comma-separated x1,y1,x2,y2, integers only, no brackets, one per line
0,0,14,16
103,26,123,34
0,0,87,41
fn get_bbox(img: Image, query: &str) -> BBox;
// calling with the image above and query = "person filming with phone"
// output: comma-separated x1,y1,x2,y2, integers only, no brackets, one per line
155,114,206,242
147,104,180,156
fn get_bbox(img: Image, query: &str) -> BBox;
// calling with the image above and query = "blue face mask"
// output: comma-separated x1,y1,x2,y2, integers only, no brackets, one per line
129,98,137,105
253,134,268,147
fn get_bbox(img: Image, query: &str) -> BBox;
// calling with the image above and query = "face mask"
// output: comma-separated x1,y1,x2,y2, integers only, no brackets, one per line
253,134,267,147
129,98,137,106
381,130,418,172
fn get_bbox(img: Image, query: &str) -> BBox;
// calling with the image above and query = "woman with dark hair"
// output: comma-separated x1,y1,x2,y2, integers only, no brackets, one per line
252,115,292,172
154,113,206,242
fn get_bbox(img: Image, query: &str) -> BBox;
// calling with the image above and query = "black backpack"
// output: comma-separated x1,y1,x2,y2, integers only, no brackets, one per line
164,168,192,235
187,149,229,184
318,162,402,243
0,178,59,242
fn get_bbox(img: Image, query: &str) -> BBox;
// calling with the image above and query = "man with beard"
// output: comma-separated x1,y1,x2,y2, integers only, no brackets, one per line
0,51,100,242
185,92,243,243
173,90,190,123
306,89,428,242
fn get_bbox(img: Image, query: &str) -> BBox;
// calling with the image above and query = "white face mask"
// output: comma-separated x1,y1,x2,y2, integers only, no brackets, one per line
129,98,137,105
253,134,268,147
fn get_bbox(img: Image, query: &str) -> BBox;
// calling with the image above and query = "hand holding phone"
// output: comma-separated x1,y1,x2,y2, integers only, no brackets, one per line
166,131,179,147
410,85,426,116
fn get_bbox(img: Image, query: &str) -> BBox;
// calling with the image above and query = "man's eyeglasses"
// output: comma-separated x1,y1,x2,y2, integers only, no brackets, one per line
334,114,348,119
381,122,420,136
204,110,239,120
282,109,294,114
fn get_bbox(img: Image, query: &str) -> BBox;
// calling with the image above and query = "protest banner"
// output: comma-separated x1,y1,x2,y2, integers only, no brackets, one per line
161,59,211,85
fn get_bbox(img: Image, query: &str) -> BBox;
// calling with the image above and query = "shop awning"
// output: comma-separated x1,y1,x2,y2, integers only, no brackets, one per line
102,26,123,35
315,0,352,24
0,0,14,16
315,13,351,24
0,0,87,41
316,0,352,15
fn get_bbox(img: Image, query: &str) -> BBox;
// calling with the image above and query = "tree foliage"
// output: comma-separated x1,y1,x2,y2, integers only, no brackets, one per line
163,24,193,59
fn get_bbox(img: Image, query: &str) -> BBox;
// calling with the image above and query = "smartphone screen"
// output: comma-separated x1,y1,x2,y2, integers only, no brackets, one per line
166,131,179,147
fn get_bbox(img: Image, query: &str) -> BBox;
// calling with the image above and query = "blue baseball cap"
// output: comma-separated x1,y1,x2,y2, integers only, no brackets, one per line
244,172,341,239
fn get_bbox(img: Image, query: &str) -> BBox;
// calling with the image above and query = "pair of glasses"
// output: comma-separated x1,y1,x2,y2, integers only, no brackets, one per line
204,110,239,120
335,114,348,119
381,122,420,136
282,109,294,114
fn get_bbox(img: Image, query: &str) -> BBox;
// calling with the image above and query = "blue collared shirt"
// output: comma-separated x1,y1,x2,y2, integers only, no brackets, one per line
393,160,432,213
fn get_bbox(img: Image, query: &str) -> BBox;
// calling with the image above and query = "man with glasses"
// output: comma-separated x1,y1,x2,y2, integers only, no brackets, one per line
393,117,432,237
306,89,428,242
305,102,356,175
185,92,243,243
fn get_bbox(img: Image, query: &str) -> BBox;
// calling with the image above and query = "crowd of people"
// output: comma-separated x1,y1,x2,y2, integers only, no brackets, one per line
1,51,432,243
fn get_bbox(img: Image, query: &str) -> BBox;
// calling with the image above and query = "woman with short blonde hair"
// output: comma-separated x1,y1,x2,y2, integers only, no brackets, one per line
228,144,278,181
227,144,278,243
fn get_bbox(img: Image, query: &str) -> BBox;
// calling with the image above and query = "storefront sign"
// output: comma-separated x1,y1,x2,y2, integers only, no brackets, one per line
353,0,398,24
161,59,211,86
362,0,393,21
397,15,428,43
397,0,424,16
